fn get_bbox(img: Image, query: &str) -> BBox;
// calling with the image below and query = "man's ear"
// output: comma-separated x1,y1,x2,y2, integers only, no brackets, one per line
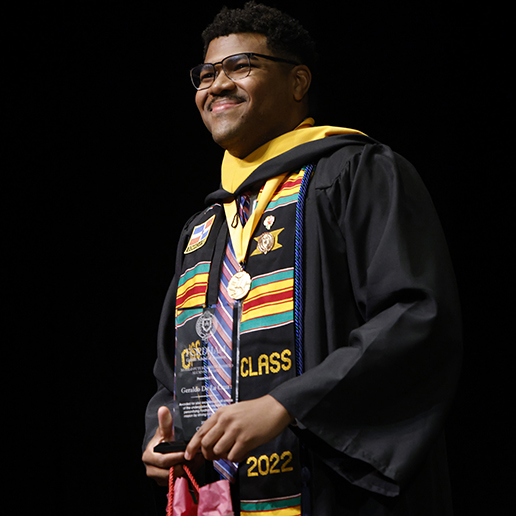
292,65,312,102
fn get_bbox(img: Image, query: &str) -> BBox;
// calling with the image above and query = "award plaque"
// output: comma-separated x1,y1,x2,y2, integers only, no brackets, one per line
173,308,216,441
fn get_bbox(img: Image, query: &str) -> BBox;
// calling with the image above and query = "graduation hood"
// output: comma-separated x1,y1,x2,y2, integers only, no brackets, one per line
204,133,375,205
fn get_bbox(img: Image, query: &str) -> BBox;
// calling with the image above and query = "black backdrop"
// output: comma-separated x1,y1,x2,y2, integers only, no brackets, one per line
13,1,513,514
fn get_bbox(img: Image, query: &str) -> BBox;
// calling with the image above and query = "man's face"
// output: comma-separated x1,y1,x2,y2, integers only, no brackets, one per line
195,33,300,158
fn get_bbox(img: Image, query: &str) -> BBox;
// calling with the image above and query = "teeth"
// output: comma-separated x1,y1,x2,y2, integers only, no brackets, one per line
209,97,242,111
211,101,239,112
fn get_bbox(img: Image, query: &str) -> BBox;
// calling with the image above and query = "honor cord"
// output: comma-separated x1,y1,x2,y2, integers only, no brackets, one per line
294,164,314,377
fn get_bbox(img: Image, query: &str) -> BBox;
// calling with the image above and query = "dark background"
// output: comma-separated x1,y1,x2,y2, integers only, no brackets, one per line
12,0,512,514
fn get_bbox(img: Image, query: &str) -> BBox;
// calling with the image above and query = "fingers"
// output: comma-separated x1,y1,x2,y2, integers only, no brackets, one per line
185,396,293,463
142,440,186,486
184,415,217,461
142,405,185,485
157,406,173,441
211,428,236,460
184,432,200,462
197,420,234,461
143,447,185,472
145,460,185,487
143,446,205,486
185,406,242,462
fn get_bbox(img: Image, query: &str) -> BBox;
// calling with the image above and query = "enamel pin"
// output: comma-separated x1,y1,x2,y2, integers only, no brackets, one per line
184,215,216,254
263,215,275,230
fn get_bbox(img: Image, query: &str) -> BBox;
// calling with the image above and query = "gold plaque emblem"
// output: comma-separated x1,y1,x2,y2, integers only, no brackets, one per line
251,228,284,257
257,232,275,254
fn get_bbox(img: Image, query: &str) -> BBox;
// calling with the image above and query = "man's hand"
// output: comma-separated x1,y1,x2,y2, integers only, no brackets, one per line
184,395,293,464
142,406,191,486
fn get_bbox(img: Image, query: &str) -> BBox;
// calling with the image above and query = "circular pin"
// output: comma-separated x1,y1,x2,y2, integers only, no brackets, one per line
257,232,275,254
227,271,252,300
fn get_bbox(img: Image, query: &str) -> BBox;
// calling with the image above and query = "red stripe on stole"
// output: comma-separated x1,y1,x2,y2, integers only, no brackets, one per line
242,286,292,316
176,282,208,307
279,173,303,191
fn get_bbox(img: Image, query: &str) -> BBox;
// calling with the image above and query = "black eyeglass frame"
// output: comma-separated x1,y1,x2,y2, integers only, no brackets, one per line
190,52,300,91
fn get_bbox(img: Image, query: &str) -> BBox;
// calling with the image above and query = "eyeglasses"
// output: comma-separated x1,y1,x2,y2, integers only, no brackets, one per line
190,52,300,91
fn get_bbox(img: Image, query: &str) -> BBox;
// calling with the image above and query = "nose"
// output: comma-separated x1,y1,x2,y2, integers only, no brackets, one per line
208,67,235,95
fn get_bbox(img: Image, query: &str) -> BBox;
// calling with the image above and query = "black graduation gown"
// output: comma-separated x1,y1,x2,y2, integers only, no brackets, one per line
144,134,462,515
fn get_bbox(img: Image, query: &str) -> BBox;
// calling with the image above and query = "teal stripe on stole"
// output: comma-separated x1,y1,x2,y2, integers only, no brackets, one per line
177,262,210,287
240,310,293,334
266,193,299,211
250,268,293,288
176,306,204,327
241,494,301,511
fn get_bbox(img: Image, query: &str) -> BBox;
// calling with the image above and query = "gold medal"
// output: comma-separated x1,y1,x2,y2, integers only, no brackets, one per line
227,271,252,300
257,232,275,254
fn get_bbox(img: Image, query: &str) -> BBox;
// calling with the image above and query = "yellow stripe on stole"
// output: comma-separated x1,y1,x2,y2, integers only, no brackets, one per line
241,506,301,516
269,172,304,201
241,278,293,323
175,271,209,309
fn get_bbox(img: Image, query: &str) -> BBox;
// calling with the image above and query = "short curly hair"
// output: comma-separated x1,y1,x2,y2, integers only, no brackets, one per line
201,2,318,72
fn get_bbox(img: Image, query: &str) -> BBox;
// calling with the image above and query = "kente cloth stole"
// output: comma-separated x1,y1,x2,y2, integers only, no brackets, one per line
217,174,308,514
174,169,310,515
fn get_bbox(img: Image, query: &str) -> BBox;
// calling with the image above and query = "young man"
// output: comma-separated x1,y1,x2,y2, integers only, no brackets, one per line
142,3,461,515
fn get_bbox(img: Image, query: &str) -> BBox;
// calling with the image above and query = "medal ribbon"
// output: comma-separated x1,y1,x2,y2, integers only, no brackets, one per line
223,173,288,266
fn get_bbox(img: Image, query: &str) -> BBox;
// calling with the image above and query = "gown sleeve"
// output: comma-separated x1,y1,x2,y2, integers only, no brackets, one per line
143,275,177,448
143,212,202,449
269,142,462,496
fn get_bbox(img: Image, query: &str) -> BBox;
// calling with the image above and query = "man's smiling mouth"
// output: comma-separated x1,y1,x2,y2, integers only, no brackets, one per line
208,96,245,113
